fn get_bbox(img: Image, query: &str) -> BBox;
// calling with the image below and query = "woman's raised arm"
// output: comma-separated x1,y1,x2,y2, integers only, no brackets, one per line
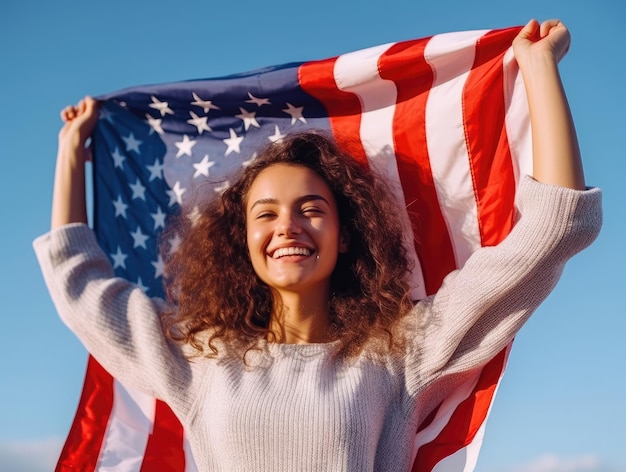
513,19,586,190
51,96,99,229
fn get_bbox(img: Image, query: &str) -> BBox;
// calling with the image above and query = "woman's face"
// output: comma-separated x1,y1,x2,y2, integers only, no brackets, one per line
246,164,347,296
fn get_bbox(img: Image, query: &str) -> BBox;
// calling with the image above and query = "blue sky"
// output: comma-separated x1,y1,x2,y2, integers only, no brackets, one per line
1,1,624,471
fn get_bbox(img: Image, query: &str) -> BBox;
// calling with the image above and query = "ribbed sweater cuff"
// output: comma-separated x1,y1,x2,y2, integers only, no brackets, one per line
517,176,602,244
33,223,102,263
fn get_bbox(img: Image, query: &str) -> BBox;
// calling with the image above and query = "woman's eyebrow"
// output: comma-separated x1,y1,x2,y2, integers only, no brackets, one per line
249,194,330,211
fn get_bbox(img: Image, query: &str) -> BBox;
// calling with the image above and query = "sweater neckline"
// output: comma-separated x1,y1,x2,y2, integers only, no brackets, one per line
261,339,340,356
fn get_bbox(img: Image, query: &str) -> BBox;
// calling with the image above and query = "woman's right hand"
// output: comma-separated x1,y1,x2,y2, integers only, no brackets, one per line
58,96,100,158
51,96,100,229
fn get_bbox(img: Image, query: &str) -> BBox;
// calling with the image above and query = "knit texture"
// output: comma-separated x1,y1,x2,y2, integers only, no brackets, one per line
34,176,602,471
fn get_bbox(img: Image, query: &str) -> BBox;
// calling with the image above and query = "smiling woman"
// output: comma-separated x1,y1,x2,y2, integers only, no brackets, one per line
162,131,414,356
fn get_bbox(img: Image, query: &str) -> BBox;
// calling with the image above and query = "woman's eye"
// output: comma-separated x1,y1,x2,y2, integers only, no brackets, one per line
302,207,322,215
256,212,275,220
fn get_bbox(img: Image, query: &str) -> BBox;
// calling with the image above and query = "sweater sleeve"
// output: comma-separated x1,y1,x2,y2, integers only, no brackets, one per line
33,223,193,407
406,176,602,394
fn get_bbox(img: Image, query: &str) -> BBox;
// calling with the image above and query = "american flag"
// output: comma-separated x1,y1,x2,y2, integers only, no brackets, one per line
56,25,531,471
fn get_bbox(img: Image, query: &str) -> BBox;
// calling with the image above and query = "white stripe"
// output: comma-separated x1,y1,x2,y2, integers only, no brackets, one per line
503,47,533,184
334,43,427,300
97,381,155,471
184,435,199,472
424,30,487,268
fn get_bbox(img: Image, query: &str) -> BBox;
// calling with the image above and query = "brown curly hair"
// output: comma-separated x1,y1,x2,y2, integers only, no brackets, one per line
162,131,414,358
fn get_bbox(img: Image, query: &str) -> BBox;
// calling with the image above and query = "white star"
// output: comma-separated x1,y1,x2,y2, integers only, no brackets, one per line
245,92,270,107
191,92,220,113
187,111,212,134
130,226,149,249
110,246,128,269
175,134,196,158
99,108,115,124
166,181,186,206
268,125,285,143
135,277,149,293
145,114,164,135
187,206,201,227
235,107,260,131
112,147,125,169
193,154,215,178
149,96,174,117
146,158,164,181
151,206,167,230
129,179,146,201
112,195,128,218
123,133,142,154
152,254,165,278
168,233,182,255
223,128,243,156
283,103,306,125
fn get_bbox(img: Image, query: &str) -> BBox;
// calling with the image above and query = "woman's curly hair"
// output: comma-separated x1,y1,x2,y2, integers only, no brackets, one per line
161,131,415,359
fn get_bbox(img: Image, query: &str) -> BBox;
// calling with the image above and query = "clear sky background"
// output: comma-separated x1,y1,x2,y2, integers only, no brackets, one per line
1,1,624,471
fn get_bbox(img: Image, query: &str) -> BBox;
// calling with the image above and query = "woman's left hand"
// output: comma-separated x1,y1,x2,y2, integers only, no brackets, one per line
512,19,585,191
513,19,570,66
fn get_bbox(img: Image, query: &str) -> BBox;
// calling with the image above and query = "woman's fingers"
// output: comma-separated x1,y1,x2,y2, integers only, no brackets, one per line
514,19,570,64
60,96,98,123
60,105,77,122
58,96,100,144
540,19,561,38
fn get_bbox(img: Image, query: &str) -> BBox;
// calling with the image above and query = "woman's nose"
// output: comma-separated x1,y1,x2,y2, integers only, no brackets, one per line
276,212,302,237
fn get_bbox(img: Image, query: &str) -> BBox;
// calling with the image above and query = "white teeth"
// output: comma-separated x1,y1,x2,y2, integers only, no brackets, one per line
272,247,312,259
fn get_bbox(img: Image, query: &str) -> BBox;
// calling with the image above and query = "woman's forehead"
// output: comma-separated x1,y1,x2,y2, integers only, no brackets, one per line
247,164,334,204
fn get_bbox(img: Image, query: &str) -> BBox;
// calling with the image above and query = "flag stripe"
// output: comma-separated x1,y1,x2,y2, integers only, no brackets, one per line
464,27,521,246
56,357,114,472
98,382,154,471
140,400,187,471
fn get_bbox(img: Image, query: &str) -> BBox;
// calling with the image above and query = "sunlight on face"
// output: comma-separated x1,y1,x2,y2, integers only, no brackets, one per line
246,164,344,296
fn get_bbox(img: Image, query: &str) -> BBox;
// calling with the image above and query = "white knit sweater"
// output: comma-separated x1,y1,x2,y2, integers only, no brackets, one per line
34,177,602,471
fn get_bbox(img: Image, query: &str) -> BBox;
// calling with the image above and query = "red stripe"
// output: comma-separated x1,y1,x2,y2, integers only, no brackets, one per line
464,27,522,246
298,57,369,167
140,400,186,471
55,356,113,472
413,349,507,471
378,37,458,296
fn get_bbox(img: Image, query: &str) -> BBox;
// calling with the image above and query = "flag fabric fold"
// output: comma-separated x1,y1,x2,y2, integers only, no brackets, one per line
56,25,530,472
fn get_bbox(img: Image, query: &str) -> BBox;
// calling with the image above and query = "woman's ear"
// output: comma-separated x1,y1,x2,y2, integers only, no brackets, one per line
339,227,350,253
